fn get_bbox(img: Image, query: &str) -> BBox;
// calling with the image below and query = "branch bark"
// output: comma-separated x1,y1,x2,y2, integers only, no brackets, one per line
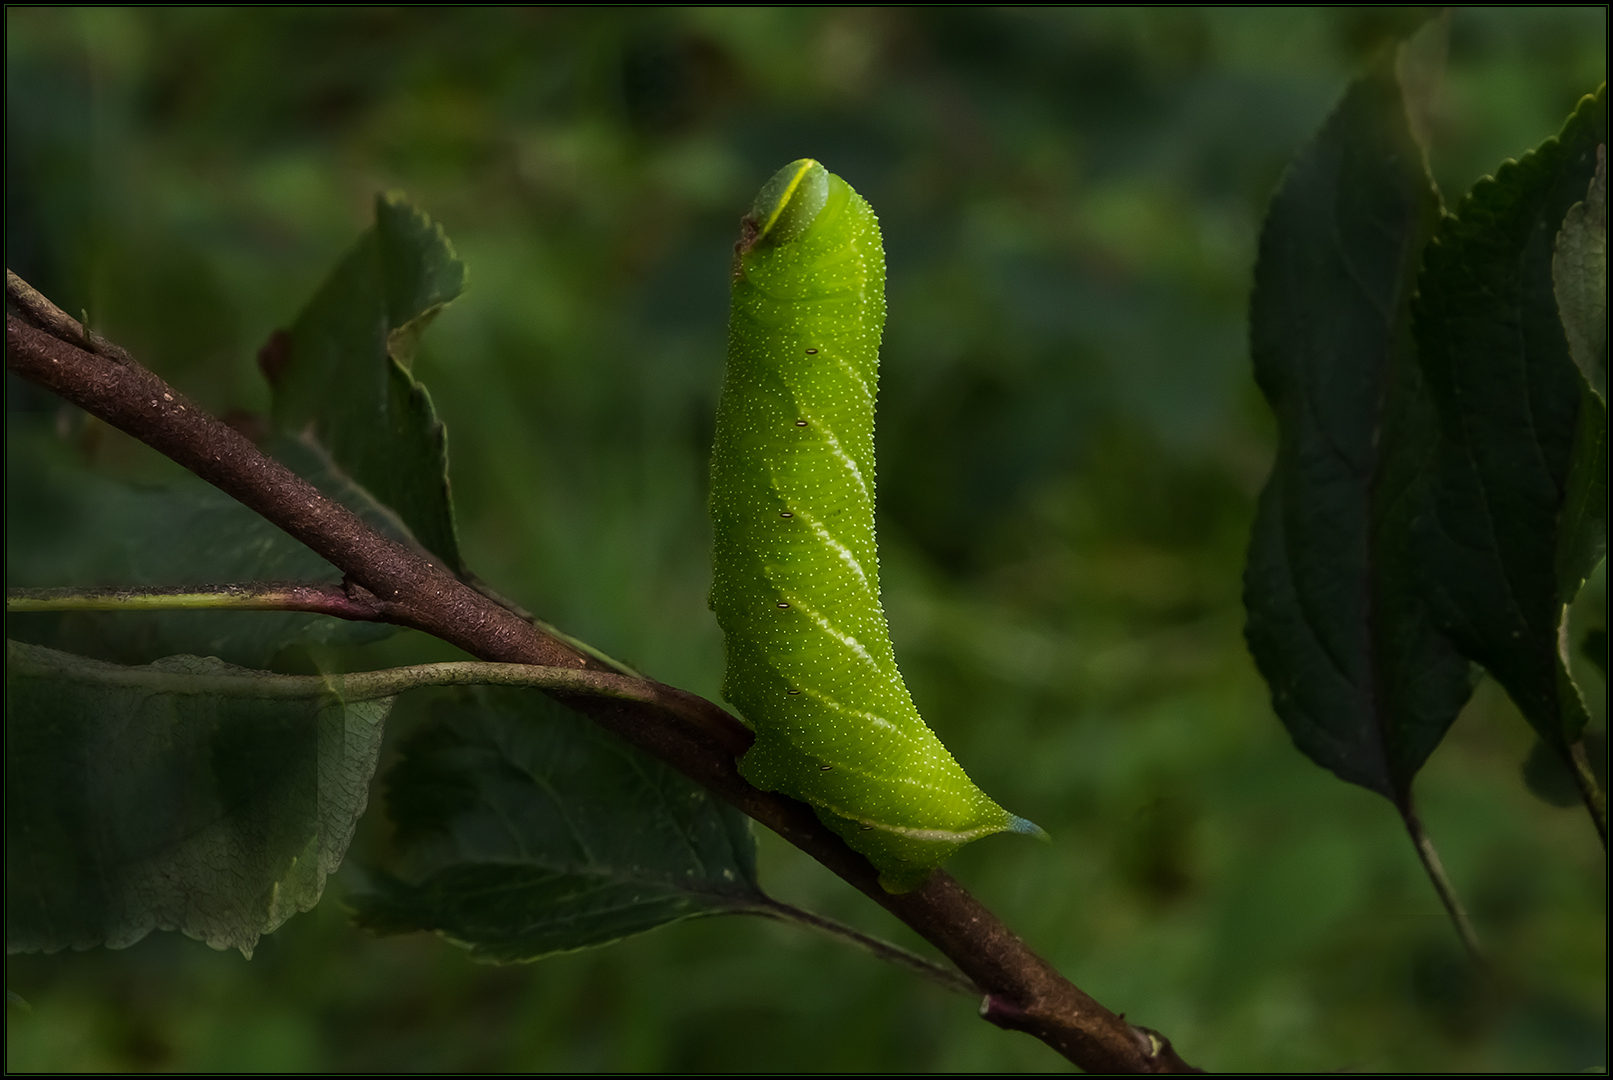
6,270,1200,1073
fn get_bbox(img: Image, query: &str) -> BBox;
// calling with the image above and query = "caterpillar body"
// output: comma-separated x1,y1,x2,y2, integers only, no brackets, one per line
709,159,1041,891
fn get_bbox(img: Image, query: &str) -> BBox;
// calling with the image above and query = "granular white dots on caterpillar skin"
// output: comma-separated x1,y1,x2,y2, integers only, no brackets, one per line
713,179,1014,873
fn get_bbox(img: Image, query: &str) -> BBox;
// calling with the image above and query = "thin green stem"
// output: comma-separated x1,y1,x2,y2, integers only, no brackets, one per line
8,583,381,619
6,640,666,708
9,581,651,681
747,897,978,996
1402,807,1487,968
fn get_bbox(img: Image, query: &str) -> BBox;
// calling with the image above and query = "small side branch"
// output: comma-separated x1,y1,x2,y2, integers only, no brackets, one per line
748,898,979,997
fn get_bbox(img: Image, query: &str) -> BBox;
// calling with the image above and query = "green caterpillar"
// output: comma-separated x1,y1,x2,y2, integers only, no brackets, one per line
709,159,1041,891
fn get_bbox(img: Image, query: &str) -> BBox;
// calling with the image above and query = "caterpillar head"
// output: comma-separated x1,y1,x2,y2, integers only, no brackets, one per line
735,158,832,269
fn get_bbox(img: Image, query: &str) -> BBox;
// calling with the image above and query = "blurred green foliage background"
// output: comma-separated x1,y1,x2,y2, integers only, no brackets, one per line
5,7,1606,1071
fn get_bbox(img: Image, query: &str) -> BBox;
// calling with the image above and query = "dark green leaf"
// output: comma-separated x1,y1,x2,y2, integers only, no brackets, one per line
5,422,392,668
1412,86,1608,750
351,686,765,963
1553,143,1608,402
1557,393,1608,620
1244,60,1471,804
5,641,392,957
268,193,467,574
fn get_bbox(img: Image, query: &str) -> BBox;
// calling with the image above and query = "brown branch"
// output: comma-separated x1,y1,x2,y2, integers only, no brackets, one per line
5,270,1199,1074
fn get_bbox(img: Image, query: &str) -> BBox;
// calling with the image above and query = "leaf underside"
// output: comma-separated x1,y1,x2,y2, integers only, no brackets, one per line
5,641,390,958
1552,143,1609,402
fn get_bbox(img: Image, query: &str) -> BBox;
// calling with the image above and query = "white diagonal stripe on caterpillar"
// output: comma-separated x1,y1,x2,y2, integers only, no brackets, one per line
798,685,908,739
777,498,871,590
771,587,877,667
711,159,1034,888
827,351,874,406
797,418,871,504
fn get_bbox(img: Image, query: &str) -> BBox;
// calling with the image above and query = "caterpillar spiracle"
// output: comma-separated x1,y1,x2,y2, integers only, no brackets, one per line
708,159,1043,892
